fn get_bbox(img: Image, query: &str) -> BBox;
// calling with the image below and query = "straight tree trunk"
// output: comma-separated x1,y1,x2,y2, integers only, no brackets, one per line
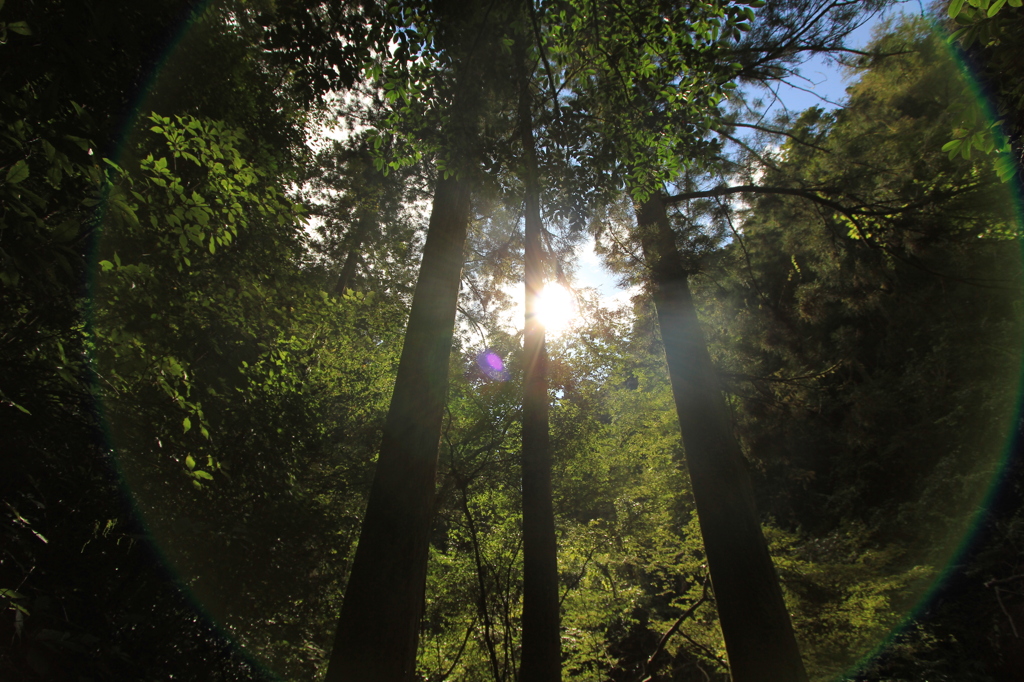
635,193,808,682
324,175,472,682
333,211,372,296
517,39,562,682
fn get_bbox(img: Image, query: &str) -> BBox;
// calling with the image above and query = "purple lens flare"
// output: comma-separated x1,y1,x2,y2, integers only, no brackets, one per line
476,349,509,381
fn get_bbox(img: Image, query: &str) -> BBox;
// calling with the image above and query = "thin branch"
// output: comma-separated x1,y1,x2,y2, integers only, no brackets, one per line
457,302,490,347
799,45,915,59
783,0,849,55
714,195,772,312
994,586,1020,638
730,121,830,154
642,577,711,679
558,544,597,609
460,482,504,681
720,361,845,387
527,0,561,125
442,405,457,466
670,183,1018,292
774,75,847,109
677,629,729,670
439,617,477,681
666,184,843,211
717,131,787,175
985,574,1024,587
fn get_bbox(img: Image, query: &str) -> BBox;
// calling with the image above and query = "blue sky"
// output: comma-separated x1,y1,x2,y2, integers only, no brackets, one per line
752,11,893,118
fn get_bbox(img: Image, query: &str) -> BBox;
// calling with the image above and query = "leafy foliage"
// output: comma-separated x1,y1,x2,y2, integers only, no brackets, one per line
944,0,1023,182
3,3,1023,682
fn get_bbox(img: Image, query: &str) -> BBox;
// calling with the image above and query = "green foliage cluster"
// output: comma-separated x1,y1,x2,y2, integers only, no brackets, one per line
695,19,1023,679
1,0,397,677
944,0,1023,182
543,0,761,200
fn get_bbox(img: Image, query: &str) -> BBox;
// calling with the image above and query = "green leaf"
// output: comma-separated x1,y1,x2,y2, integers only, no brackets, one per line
944,138,963,159
46,164,63,188
182,416,192,433
6,160,29,184
53,220,79,243
996,156,1016,182
194,470,214,480
65,135,91,151
972,131,993,153
948,0,966,16
185,455,196,470
7,21,31,35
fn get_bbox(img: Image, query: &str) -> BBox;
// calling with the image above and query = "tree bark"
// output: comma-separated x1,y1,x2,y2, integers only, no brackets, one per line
324,175,472,682
333,210,372,296
517,38,562,682
635,193,808,682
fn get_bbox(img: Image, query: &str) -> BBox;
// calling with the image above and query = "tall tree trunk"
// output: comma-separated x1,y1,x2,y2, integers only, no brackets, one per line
324,175,472,682
635,193,808,682
517,40,562,682
333,211,372,296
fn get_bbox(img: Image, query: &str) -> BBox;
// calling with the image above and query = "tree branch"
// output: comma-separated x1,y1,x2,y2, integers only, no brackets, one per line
730,122,830,154
641,576,711,681
527,0,561,124
665,184,842,211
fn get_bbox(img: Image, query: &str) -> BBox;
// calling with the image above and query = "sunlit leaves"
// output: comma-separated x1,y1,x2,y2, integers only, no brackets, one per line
945,1,1021,182
948,0,1022,18
541,0,754,200
92,110,309,492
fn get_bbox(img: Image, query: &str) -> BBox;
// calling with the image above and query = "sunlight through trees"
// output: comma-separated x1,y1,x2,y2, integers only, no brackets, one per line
2,1,1023,681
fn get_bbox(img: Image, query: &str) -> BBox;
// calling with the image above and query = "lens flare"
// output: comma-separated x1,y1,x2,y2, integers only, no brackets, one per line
536,283,576,337
476,349,509,381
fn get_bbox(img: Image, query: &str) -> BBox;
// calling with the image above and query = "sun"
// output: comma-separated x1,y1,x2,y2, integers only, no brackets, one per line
535,283,577,337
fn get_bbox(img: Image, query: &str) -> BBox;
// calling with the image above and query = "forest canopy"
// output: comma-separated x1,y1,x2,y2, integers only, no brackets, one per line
2,0,1023,680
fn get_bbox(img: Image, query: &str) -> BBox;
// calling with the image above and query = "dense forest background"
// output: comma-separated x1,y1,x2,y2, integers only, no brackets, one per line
2,0,1024,680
